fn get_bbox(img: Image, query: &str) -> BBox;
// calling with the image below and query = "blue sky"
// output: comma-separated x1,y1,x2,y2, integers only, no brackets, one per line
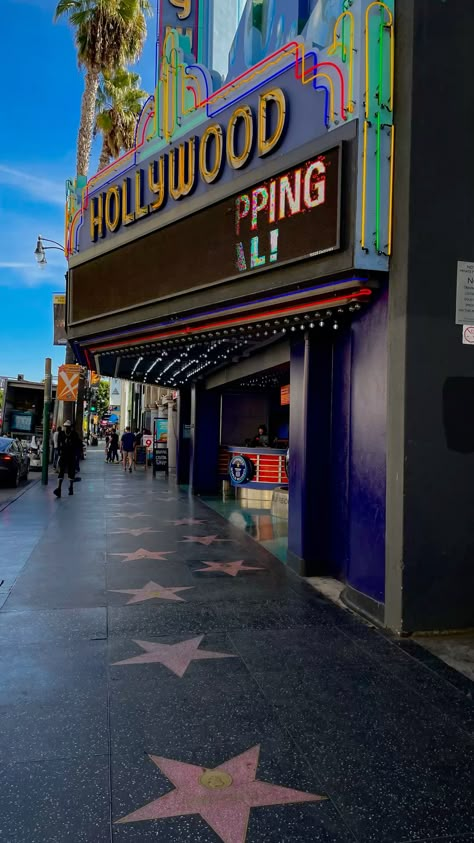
0,0,157,381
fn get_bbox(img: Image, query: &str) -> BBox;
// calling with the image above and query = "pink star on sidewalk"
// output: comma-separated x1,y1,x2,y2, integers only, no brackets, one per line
109,580,193,605
196,561,265,577
116,744,326,842
179,535,232,546
109,549,175,563
169,518,208,526
112,635,235,676
110,528,161,537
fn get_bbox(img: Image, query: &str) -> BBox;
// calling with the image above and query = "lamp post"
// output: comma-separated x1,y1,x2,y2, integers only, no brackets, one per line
41,358,52,486
33,235,85,437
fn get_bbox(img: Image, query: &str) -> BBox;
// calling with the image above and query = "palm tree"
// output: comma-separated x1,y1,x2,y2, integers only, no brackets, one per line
55,0,152,178
94,68,147,171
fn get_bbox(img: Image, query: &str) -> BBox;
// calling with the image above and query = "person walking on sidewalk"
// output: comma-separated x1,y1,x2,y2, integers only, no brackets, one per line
54,420,79,498
109,428,120,463
52,426,61,470
121,427,135,473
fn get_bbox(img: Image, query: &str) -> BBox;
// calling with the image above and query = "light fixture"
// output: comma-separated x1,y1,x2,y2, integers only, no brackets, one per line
34,235,64,269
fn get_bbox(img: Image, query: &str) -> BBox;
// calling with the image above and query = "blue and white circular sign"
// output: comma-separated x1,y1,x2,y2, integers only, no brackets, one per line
229,455,254,485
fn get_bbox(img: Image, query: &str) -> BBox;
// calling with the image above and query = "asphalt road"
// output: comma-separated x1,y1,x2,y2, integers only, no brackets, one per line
0,474,41,511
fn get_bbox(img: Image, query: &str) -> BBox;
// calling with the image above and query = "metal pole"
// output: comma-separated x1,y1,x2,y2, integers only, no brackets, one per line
41,358,52,485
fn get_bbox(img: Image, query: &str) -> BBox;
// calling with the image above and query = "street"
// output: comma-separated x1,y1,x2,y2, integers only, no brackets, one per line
0,475,39,512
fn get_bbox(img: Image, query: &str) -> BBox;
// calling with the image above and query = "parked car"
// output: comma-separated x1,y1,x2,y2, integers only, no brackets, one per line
0,437,30,487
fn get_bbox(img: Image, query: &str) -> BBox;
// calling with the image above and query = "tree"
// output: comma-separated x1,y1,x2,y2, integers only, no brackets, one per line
94,68,147,171
54,0,152,178
97,381,110,418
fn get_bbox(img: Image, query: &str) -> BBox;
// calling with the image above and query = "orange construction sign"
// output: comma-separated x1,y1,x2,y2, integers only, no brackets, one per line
57,364,81,402
90,371,101,385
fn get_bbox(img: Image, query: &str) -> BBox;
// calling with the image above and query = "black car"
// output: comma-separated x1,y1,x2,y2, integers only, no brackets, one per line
0,437,30,487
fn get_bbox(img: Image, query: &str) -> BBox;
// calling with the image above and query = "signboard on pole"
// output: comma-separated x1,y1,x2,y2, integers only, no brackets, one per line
57,364,81,401
456,261,474,324
53,294,67,345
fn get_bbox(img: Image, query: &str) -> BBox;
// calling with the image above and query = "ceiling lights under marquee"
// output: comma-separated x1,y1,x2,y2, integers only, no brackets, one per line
79,284,373,386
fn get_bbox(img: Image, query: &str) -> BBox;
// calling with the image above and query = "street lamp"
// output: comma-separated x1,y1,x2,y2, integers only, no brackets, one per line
34,235,64,268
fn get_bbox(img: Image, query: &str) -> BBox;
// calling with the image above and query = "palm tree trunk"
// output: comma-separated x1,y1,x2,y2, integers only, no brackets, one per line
98,141,111,172
77,68,100,178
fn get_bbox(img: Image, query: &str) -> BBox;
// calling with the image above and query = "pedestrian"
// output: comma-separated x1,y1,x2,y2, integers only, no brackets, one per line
54,420,79,498
109,428,120,463
52,425,61,470
121,426,136,473
105,431,110,461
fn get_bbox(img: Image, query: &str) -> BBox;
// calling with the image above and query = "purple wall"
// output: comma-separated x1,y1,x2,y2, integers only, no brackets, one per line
288,289,388,602
346,289,388,602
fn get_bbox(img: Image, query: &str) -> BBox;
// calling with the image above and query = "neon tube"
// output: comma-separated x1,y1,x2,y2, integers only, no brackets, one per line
365,1,393,119
375,111,381,252
361,120,368,250
387,124,395,255
328,9,354,113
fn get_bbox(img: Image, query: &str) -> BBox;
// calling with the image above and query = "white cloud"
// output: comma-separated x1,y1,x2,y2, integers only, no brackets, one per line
0,264,59,288
0,164,65,207
0,262,33,269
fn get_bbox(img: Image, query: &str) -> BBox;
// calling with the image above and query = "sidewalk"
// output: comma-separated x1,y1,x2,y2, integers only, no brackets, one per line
0,451,472,843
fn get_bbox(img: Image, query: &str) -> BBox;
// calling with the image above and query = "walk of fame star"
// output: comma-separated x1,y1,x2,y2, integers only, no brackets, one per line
109,527,161,536
112,635,235,676
169,518,207,526
116,745,326,841
109,580,193,604
196,561,265,577
179,535,232,546
109,548,175,563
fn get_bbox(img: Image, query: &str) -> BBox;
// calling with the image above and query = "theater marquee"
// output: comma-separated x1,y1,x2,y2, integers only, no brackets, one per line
70,147,340,324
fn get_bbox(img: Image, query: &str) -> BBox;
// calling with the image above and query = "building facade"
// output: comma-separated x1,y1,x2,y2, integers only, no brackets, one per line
64,0,474,634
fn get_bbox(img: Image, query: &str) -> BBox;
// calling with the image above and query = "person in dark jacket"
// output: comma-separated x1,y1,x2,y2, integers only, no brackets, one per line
121,427,136,472
54,420,79,498
108,429,120,463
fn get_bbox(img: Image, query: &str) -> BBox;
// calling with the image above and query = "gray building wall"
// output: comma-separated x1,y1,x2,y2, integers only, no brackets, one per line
386,0,474,633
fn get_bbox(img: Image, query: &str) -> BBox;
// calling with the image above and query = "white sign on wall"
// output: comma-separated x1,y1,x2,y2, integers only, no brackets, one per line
110,378,122,402
456,261,474,324
462,325,474,345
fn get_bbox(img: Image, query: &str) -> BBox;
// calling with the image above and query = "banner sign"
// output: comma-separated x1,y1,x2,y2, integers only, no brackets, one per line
110,378,122,403
53,294,67,346
57,364,81,402
154,418,169,444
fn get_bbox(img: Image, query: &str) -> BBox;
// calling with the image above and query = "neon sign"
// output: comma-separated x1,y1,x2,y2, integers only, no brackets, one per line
234,150,339,274
88,87,287,244
66,0,395,269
